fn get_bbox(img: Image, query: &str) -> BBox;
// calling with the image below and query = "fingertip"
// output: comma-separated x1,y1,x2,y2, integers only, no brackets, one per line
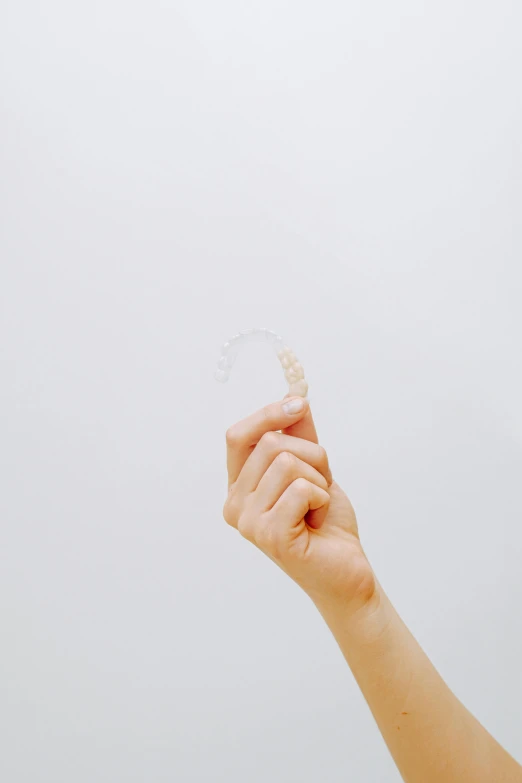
283,391,309,403
281,396,309,417
282,400,318,444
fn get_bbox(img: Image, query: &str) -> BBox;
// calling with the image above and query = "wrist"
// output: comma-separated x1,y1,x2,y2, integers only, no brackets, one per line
312,578,397,653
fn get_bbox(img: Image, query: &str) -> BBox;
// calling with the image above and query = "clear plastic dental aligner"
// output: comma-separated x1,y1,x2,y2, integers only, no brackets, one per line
215,328,309,397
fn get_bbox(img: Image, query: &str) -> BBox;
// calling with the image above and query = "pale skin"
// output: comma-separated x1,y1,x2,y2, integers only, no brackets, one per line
223,395,522,783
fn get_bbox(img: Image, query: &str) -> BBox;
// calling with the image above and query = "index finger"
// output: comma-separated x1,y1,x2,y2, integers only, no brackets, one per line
226,396,315,486
281,392,318,444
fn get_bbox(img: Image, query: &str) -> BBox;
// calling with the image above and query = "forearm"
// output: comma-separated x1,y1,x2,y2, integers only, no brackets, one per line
315,582,522,783
222,398,520,779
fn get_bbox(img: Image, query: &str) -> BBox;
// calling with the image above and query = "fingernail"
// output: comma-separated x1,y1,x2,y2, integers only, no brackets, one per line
282,397,305,415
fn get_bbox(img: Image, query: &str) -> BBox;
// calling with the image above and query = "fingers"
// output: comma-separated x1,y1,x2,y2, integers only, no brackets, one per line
234,478,330,552
226,396,310,486
268,478,330,533
224,397,331,543
223,435,332,531
253,453,328,512
235,431,332,497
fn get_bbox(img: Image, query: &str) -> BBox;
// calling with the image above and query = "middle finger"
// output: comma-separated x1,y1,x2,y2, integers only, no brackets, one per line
234,431,332,500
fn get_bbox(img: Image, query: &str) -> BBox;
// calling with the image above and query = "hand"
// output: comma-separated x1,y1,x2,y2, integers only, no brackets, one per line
223,396,376,614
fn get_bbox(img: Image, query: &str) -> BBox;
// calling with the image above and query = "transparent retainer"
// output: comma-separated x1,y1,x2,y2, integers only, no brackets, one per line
215,328,309,397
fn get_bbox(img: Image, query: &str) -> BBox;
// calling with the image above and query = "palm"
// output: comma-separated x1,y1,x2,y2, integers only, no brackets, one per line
285,481,375,608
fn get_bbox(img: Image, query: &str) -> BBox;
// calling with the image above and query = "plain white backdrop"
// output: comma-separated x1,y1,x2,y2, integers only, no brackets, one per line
1,1,521,780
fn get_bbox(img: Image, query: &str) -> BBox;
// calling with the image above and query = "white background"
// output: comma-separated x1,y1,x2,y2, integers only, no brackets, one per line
1,1,521,780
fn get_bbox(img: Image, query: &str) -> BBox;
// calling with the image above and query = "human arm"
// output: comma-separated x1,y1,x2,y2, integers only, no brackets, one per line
222,396,522,783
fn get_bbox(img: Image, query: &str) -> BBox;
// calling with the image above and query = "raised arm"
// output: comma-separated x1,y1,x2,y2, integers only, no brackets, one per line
222,396,522,783
318,580,521,782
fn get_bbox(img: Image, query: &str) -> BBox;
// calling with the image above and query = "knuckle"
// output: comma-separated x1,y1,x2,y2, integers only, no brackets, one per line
259,430,280,454
225,426,240,448
275,450,297,473
317,444,328,465
222,493,238,527
292,477,309,497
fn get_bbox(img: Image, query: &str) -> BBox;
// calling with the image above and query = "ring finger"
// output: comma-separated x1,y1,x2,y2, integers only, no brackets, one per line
235,431,332,503
252,452,328,513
